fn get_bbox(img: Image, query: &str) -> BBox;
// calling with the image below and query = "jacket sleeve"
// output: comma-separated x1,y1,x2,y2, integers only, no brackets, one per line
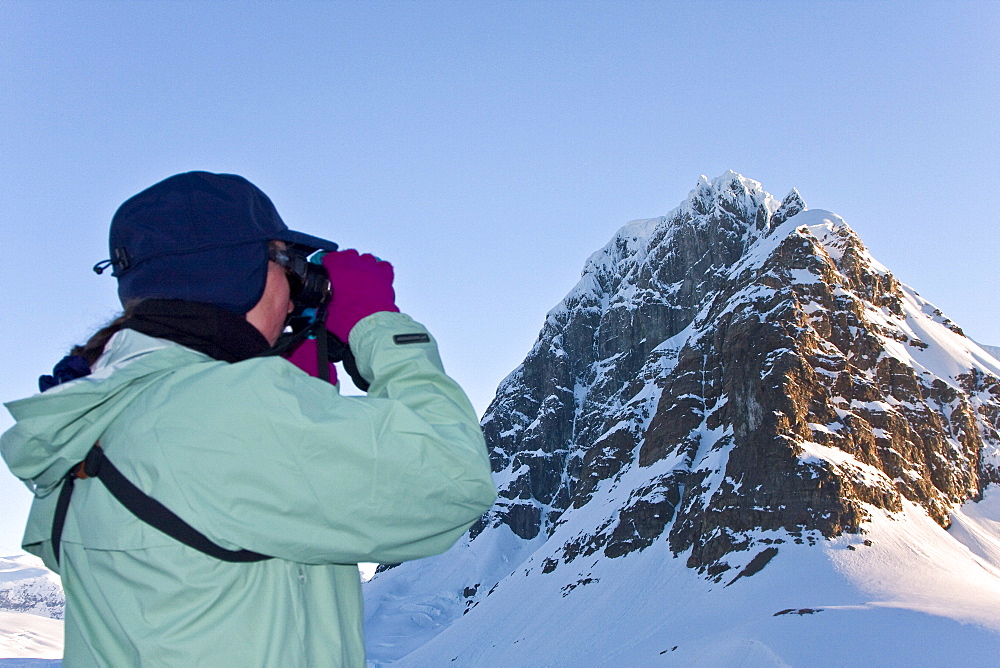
151,311,497,565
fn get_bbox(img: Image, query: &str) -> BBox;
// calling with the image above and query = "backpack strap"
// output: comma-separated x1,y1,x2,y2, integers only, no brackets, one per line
51,462,82,565
52,444,271,565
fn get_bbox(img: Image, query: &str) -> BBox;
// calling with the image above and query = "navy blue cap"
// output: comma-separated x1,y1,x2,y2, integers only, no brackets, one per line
102,171,338,313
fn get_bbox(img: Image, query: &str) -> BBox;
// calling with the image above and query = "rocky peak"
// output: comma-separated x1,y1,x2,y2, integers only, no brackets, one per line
479,174,786,542
681,171,777,233
771,188,806,227
477,173,1000,582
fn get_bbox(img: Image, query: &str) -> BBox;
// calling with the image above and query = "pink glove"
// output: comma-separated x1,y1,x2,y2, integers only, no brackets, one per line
285,338,338,384
322,249,399,341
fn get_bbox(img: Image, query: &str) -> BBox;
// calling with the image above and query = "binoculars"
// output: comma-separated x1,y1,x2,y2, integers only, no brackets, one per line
269,246,370,392
269,245,331,311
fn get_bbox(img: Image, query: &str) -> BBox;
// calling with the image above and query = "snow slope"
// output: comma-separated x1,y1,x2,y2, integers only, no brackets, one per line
376,490,1000,666
0,611,61,662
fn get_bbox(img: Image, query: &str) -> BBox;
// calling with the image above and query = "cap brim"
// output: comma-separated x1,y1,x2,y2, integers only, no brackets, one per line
274,230,339,254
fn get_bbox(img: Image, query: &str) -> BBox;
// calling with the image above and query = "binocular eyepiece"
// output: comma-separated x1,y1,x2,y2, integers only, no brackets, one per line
269,246,331,310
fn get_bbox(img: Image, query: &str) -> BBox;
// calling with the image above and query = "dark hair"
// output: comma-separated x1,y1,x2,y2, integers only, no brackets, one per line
71,301,142,367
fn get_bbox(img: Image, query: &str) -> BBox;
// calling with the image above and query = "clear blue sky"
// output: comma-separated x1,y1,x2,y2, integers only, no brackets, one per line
1,0,997,552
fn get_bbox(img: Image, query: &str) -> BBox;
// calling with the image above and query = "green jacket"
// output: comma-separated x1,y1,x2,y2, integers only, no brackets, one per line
1,312,497,667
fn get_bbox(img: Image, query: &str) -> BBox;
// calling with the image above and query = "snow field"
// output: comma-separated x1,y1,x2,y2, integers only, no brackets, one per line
0,612,62,661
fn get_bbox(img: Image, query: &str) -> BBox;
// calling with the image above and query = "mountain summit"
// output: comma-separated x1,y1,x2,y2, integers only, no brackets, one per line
365,172,1000,665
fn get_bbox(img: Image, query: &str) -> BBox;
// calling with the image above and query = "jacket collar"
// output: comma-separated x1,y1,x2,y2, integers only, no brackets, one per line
125,299,271,364
2,332,211,491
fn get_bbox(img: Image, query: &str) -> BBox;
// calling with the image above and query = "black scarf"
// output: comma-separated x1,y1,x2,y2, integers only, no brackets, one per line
125,300,271,363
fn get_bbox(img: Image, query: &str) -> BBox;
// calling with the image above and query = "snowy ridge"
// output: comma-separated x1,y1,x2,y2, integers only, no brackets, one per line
553,171,779,326
363,172,1000,665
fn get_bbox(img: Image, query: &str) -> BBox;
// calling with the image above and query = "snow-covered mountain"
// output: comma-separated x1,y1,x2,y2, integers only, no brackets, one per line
363,172,1000,665
0,555,63,662
0,556,62,621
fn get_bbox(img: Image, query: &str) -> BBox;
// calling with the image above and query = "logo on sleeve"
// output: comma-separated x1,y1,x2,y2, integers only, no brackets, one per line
393,333,431,345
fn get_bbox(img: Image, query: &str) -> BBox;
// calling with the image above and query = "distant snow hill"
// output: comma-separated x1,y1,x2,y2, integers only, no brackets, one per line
0,556,63,621
0,554,63,663
979,343,1000,362
363,172,1000,666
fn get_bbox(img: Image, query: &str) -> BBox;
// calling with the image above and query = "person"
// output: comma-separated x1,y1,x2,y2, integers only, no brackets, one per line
0,171,497,666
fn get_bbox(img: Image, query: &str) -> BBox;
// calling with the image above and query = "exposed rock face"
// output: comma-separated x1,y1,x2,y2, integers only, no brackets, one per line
477,171,1000,580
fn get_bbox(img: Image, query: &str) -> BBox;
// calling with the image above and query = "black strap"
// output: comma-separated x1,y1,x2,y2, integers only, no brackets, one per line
317,316,331,383
52,445,270,564
325,331,371,392
51,466,78,565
